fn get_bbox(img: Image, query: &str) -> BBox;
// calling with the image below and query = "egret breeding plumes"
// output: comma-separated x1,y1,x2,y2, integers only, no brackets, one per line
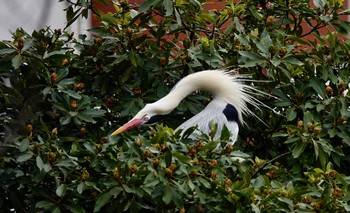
111,70,263,144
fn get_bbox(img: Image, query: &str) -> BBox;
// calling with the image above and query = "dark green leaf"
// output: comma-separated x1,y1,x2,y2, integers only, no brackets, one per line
253,175,265,189
65,204,86,213
162,186,172,204
140,0,161,13
19,138,30,152
56,184,67,197
17,153,33,162
239,51,263,60
283,56,303,66
53,103,68,112
76,112,95,123
66,6,74,22
286,107,297,121
36,200,56,209
80,109,106,117
164,150,172,167
292,141,307,158
94,190,113,212
288,36,310,45
310,78,325,99
62,90,82,99
0,48,16,54
60,116,71,125
194,186,206,204
313,0,326,9
172,152,191,163
44,50,66,59
163,0,173,16
12,54,22,69
77,182,85,194
129,48,138,67
57,78,75,86
197,177,211,188
36,156,44,171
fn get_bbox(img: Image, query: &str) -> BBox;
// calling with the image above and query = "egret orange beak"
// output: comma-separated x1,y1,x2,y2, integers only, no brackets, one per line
111,118,143,136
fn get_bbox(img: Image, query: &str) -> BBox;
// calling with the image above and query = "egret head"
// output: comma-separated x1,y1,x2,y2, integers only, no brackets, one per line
111,103,171,136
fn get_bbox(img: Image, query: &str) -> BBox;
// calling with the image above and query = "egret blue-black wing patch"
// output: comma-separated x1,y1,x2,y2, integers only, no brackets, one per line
222,104,239,123
145,114,169,125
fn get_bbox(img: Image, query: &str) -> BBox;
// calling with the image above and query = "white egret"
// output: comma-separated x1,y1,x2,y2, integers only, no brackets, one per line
111,70,262,144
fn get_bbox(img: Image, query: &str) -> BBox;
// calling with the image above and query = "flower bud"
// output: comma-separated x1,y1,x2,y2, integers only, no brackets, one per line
100,136,108,144
96,144,102,152
183,37,191,49
135,138,142,147
179,207,186,213
165,168,173,178
225,144,233,153
33,143,41,154
74,83,85,90
142,149,153,159
50,72,58,82
278,46,287,57
129,164,138,173
328,169,337,178
337,116,346,125
332,187,342,197
113,167,121,180
312,202,322,212
325,86,333,96
266,168,277,179
338,82,347,94
61,58,69,66
106,96,117,107
168,164,176,171
51,127,58,137
159,57,166,66
224,178,232,186
153,159,160,168
196,204,205,213
81,169,90,181
210,159,218,167
301,196,312,204
195,140,204,151
80,127,87,137
189,170,198,178
160,143,169,152
266,16,275,26
210,170,217,180
70,100,78,110
132,87,142,95
297,120,304,129
307,122,314,133
47,151,56,163
26,124,33,133
188,146,196,158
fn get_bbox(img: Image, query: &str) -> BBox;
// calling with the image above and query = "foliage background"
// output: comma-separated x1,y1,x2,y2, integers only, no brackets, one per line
0,0,350,212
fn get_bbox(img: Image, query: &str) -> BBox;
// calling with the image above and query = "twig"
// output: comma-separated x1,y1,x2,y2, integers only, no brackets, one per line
252,151,292,177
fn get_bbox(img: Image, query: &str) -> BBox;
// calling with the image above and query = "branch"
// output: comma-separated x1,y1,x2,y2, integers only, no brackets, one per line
300,21,326,38
252,151,292,177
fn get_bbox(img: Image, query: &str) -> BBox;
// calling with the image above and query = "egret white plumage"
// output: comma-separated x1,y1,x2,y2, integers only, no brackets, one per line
111,70,261,144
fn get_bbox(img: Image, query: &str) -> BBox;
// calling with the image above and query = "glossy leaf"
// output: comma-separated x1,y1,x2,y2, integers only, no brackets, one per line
12,54,22,69
292,141,307,158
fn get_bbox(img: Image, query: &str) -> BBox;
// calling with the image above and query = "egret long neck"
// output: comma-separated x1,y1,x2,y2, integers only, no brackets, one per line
155,71,230,110
155,75,198,110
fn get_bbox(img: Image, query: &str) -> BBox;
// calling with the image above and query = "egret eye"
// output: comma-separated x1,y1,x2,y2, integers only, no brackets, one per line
142,116,149,122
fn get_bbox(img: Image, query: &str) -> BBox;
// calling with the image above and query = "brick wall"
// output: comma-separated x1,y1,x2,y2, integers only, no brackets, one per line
91,0,349,40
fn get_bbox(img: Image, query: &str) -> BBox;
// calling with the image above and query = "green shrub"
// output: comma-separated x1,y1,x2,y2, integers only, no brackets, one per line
0,0,349,212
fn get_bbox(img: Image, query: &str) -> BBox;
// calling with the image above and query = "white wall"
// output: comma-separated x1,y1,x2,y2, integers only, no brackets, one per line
0,0,90,40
